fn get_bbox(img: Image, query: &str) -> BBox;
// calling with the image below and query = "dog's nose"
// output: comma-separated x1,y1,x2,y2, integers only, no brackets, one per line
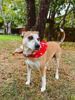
35,43,40,50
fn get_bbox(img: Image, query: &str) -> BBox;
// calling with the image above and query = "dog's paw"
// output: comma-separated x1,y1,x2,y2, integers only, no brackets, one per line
55,75,59,80
41,87,46,92
25,81,30,85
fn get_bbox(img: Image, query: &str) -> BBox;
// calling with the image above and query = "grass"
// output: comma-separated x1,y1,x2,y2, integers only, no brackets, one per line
0,34,21,41
0,35,75,100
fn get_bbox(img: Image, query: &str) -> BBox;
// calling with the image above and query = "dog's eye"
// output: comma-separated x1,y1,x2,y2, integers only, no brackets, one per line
28,36,33,40
37,38,40,41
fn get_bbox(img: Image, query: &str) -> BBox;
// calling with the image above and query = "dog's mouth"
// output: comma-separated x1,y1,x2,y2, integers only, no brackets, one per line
32,49,39,53
29,47,40,55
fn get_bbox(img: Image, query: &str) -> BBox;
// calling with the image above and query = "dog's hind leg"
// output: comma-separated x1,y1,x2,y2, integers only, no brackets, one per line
26,66,31,85
55,53,61,80
55,58,59,80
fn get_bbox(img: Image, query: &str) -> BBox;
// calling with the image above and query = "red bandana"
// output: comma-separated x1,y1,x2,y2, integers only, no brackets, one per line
23,40,47,58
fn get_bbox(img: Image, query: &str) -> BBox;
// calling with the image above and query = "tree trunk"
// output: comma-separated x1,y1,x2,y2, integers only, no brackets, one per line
7,22,12,35
25,0,36,31
47,10,55,41
47,20,55,41
32,0,50,40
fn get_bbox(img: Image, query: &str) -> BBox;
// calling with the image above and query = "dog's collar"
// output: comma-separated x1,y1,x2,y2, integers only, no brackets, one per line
23,40,47,58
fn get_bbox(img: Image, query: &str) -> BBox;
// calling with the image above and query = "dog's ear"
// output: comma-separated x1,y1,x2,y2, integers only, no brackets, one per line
21,31,26,38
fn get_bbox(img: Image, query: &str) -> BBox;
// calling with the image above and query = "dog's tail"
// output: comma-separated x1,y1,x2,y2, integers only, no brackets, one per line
59,28,65,44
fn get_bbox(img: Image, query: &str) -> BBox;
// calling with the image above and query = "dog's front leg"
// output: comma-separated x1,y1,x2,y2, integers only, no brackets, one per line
26,66,31,85
40,67,46,92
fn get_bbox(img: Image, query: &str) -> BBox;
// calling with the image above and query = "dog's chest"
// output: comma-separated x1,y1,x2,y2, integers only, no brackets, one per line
25,59,40,70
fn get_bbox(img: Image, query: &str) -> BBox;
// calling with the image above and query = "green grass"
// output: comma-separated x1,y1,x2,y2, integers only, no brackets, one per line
0,34,22,53
0,34,22,41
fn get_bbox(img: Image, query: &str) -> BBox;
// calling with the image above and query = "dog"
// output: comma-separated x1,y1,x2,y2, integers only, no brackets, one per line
14,28,65,92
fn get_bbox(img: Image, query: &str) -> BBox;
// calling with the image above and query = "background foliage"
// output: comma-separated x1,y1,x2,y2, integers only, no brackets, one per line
0,0,26,28
0,0,75,28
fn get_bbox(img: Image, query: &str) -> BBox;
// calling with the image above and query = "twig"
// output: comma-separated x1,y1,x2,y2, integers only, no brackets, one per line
60,3,70,28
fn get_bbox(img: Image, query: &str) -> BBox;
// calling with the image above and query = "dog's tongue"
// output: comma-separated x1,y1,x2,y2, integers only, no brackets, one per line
28,40,47,58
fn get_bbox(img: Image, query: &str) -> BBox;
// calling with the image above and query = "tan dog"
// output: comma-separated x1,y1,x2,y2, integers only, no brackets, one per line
14,28,65,92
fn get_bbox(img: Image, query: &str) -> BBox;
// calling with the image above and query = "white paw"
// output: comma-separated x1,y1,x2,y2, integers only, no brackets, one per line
41,87,46,92
25,81,30,85
55,75,59,80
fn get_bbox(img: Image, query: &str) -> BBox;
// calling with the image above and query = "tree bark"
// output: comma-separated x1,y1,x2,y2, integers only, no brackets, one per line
32,0,50,40
25,0,36,31
47,10,55,41
7,22,12,35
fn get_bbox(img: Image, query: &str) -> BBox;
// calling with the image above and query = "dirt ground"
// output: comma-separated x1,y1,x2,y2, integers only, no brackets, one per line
0,40,75,100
